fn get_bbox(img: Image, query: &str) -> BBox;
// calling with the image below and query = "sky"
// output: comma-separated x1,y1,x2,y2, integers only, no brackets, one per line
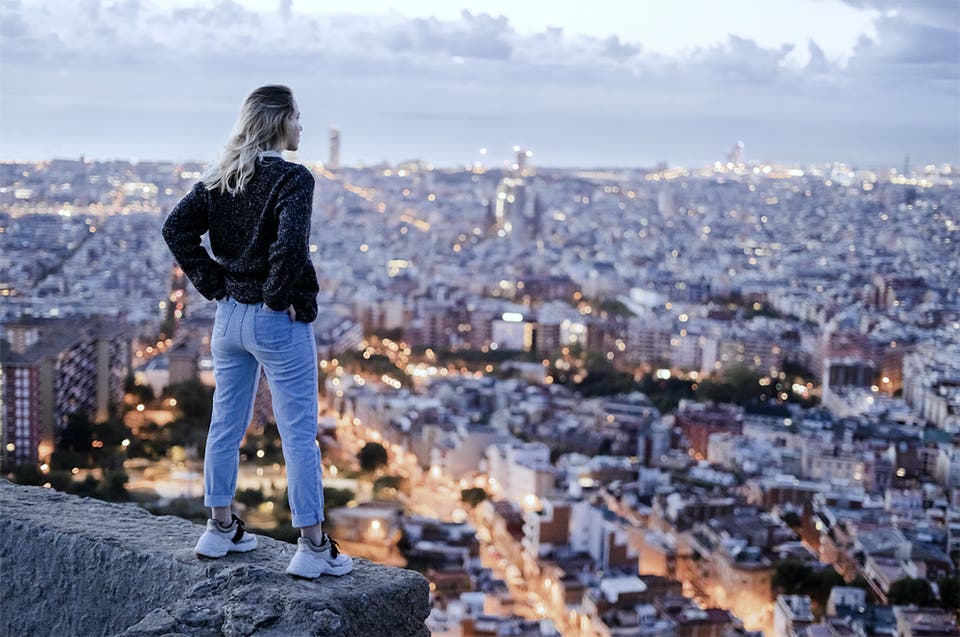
1,0,958,168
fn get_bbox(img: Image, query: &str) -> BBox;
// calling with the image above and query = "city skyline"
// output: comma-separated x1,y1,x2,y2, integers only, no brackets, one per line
2,153,958,634
2,3,959,633
1,0,957,167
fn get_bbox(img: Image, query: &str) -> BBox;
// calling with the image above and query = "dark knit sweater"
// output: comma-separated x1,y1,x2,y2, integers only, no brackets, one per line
161,156,320,322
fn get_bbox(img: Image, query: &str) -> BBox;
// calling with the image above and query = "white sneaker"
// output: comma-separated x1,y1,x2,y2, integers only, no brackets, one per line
285,534,354,578
194,515,258,558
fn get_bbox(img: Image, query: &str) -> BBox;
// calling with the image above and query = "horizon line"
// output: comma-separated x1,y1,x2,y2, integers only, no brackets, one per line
1,155,953,173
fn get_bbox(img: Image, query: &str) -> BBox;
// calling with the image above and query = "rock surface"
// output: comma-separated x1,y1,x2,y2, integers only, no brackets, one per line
0,480,430,637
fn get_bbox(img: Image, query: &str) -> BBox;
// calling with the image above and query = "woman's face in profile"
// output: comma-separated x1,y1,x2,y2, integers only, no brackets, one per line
284,99,302,151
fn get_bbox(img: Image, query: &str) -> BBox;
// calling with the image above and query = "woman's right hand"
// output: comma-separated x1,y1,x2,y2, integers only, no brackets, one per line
287,305,297,322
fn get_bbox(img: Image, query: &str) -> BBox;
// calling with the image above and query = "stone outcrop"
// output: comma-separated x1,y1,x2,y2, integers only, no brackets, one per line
0,480,430,636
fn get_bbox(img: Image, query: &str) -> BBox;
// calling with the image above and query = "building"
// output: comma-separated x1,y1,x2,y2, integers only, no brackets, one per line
893,607,959,637
774,595,815,637
822,357,875,393
675,402,743,458
485,441,558,508
522,497,573,560
676,517,774,633
328,128,340,169
313,315,363,360
1,316,129,466
903,343,960,433
579,575,650,636
825,587,865,616
492,177,541,242
167,339,198,386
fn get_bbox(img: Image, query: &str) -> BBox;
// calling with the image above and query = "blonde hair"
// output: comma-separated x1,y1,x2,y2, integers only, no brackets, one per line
203,85,295,195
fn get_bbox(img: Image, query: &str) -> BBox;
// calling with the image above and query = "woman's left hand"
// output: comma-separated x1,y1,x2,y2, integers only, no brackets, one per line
287,305,297,322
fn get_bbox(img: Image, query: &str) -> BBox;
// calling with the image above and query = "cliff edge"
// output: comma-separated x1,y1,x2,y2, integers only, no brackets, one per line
0,480,430,637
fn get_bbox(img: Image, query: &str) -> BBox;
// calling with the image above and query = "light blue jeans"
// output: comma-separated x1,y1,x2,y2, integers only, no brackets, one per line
204,296,324,527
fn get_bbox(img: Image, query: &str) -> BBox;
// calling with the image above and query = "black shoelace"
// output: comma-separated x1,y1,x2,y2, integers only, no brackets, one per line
230,514,246,544
325,534,341,558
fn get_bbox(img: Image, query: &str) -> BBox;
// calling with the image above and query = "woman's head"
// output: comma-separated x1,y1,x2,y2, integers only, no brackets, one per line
203,85,302,195
236,85,301,152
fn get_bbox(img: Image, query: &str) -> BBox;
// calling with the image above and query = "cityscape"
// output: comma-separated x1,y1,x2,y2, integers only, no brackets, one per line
1,139,958,635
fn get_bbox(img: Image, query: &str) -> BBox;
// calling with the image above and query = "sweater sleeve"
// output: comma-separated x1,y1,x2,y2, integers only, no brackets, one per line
262,166,315,311
161,182,227,301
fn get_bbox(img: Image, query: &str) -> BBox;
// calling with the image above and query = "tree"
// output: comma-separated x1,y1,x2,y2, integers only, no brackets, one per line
573,352,639,397
52,412,97,469
95,420,133,447
461,487,488,508
373,475,405,499
781,510,802,529
145,496,209,525
323,487,355,511
773,560,844,609
357,442,388,473
806,568,844,608
11,463,44,486
637,374,696,413
699,364,763,406
773,560,812,593
937,575,959,611
99,469,129,501
124,375,155,403
59,412,94,454
888,577,936,607
236,487,266,508
70,475,101,498
164,379,214,426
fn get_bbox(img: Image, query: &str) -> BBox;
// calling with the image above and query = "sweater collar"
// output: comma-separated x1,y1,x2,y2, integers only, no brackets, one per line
258,150,283,160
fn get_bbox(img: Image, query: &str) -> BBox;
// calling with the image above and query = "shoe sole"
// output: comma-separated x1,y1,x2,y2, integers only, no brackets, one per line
195,535,258,558
285,559,354,578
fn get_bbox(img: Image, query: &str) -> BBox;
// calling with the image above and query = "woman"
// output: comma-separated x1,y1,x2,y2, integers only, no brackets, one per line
162,85,352,578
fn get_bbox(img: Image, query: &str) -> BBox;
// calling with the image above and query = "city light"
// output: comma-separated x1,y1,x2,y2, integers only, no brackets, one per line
4,87,957,637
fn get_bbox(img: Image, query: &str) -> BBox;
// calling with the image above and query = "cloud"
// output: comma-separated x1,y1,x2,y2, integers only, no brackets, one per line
850,15,959,70
1,0,952,92
687,35,796,85
0,0,955,164
827,0,959,75
384,11,514,60
806,39,830,74
836,0,959,29
603,35,641,61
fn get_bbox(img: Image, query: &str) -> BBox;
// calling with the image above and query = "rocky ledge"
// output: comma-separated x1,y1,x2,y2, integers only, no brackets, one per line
0,480,429,637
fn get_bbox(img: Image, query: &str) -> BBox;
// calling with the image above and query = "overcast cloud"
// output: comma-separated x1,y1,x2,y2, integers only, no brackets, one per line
1,0,956,167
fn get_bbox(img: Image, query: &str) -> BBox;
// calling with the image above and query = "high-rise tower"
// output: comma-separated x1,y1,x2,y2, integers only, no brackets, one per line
328,128,340,169
513,146,533,177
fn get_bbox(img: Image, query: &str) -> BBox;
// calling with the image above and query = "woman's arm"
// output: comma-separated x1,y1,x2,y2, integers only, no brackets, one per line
263,165,314,312
161,182,227,300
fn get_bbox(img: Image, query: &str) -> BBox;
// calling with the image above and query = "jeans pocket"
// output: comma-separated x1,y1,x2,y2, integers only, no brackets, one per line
213,300,236,338
254,309,293,349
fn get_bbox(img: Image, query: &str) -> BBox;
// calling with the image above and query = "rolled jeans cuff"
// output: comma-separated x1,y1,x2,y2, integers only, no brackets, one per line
291,511,325,528
204,493,235,508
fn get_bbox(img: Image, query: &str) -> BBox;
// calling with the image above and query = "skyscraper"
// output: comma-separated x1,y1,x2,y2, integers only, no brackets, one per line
328,128,340,169
513,146,533,177
493,178,541,242
727,141,745,165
